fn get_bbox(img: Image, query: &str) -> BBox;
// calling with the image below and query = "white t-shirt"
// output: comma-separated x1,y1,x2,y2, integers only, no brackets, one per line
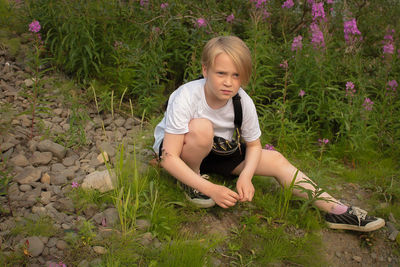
153,78,261,152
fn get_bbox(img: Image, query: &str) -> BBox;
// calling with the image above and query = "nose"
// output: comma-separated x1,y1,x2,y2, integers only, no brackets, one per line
224,75,232,87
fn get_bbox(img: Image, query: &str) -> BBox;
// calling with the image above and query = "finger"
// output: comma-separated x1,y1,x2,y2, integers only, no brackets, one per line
229,190,240,200
237,186,244,200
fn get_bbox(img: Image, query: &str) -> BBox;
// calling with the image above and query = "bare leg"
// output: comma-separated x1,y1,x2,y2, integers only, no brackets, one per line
180,119,213,174
232,149,340,213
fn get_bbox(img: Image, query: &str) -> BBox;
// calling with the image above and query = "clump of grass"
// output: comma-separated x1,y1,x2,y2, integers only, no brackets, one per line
10,216,58,237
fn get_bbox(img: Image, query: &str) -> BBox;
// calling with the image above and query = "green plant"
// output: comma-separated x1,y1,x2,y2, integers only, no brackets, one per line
10,216,58,237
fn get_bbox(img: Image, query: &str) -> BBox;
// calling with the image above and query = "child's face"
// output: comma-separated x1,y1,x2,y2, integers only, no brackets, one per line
202,52,241,109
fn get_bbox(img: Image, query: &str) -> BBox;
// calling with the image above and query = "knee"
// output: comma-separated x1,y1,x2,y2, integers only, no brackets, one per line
186,119,214,149
269,150,291,170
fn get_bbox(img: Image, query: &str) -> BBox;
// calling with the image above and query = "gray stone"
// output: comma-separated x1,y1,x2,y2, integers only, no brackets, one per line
31,151,53,165
78,260,90,267
93,246,107,254
41,191,52,205
24,78,34,87
83,204,99,218
0,142,15,152
389,230,399,241
62,156,77,167
124,118,134,130
92,208,119,227
140,232,153,246
14,166,42,184
98,142,115,157
82,170,116,193
19,184,32,192
50,173,67,185
352,255,362,263
47,237,58,248
54,198,75,213
9,154,29,167
55,239,68,250
51,163,66,172
114,118,126,127
8,183,20,200
136,219,151,231
37,140,67,159
25,236,44,257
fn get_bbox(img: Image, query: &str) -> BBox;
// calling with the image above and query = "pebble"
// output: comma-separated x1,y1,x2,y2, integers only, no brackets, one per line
55,239,68,250
93,246,107,254
352,255,362,263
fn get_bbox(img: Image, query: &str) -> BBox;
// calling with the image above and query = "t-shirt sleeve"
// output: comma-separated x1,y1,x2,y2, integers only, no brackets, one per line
240,93,262,142
164,88,193,135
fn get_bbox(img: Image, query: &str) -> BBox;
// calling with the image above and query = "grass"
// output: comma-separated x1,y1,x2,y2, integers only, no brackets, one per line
9,215,58,237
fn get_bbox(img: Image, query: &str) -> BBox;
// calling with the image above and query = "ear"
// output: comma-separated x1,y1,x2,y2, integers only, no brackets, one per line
202,64,208,78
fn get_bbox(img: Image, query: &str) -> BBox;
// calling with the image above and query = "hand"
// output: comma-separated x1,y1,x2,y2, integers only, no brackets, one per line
236,176,255,202
209,184,240,209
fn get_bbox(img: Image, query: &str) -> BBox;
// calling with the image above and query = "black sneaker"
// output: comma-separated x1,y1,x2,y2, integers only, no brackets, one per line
325,206,385,232
179,174,216,208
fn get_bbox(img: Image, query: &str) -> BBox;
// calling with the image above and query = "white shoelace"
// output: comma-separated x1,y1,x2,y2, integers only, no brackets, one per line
349,206,368,225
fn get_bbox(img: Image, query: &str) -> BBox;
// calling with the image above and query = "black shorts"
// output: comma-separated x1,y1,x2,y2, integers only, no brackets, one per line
158,140,246,179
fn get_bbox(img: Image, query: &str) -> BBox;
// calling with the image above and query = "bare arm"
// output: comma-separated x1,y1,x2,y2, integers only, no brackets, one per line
236,139,262,202
160,132,239,208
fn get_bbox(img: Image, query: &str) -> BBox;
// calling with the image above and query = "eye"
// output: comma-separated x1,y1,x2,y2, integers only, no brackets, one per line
233,73,240,78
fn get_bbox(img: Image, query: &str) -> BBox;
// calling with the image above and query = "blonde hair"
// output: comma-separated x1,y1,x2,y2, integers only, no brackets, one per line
201,36,252,86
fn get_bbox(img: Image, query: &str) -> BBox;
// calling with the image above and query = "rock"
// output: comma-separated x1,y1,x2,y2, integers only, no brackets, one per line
136,219,151,231
19,184,32,192
352,255,362,263
50,173,67,185
97,151,109,163
55,239,68,250
114,118,126,127
47,237,58,248
25,236,44,257
140,232,153,246
37,140,67,159
62,156,77,167
124,118,134,130
24,78,34,87
14,166,42,184
83,204,99,218
98,142,115,157
41,191,52,205
31,151,53,165
41,173,51,184
81,170,116,193
93,246,107,254
0,142,15,152
389,230,399,241
78,260,90,267
9,154,29,167
92,208,119,227
51,163,66,172
54,198,75,213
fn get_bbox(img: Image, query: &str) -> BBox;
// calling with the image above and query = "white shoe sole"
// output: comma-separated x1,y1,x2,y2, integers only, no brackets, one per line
184,193,216,208
326,218,385,232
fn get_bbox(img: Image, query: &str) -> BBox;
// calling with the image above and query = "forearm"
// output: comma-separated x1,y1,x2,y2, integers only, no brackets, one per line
160,153,215,196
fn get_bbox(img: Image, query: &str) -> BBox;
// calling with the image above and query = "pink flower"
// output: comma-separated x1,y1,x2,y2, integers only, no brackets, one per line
343,18,361,44
310,23,325,48
279,60,288,69
264,144,276,150
326,0,334,4
345,81,356,97
312,2,325,21
299,90,305,97
362,98,374,111
29,20,41,33
140,0,149,7
196,18,207,28
71,182,79,188
226,13,235,23
160,2,168,9
318,138,329,145
383,43,394,54
291,35,303,51
387,80,398,91
282,0,294,9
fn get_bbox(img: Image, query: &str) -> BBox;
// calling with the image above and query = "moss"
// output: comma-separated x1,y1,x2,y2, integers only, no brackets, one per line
6,37,21,57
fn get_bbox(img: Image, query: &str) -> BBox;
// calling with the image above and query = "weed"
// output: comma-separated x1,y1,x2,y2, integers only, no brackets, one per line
10,216,58,237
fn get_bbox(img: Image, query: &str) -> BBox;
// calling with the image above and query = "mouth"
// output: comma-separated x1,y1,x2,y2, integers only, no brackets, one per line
221,90,232,95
